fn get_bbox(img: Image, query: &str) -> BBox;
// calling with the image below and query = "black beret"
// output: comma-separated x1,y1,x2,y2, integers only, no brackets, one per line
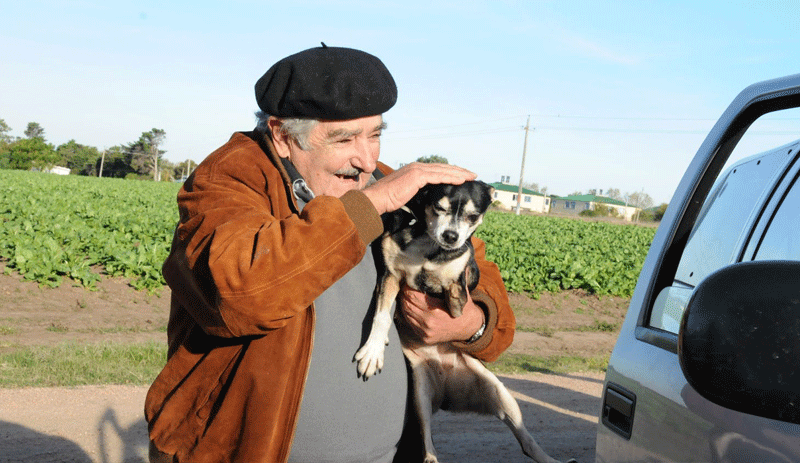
255,45,397,120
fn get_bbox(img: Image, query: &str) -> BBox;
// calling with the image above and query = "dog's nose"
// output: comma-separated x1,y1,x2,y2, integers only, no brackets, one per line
442,230,458,245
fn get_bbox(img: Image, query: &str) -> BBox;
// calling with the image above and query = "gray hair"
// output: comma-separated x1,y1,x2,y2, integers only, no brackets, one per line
255,110,318,151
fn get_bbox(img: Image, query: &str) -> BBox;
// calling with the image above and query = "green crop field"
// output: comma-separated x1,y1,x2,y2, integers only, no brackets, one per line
476,212,656,297
0,169,656,296
0,169,179,291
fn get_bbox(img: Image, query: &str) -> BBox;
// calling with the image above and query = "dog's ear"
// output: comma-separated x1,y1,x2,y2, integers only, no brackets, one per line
408,184,434,212
382,207,416,234
474,181,494,212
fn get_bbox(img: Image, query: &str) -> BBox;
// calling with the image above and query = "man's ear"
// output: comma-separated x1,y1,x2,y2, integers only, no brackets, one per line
267,118,291,159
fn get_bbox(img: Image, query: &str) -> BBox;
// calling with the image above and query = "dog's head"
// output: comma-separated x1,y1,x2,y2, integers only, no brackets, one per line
408,180,494,250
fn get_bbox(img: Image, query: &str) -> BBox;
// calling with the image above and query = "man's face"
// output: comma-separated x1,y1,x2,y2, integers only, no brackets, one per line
275,115,385,198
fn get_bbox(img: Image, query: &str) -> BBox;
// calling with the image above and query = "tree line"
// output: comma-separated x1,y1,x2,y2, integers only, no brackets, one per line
0,119,194,181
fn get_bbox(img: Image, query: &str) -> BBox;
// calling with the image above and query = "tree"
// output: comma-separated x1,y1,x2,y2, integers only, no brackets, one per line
173,159,196,181
0,119,12,144
625,190,654,222
24,122,45,140
605,188,622,201
1,138,57,170
128,128,167,180
416,155,448,164
626,191,654,210
653,203,669,221
56,140,101,175
522,181,547,195
96,146,135,178
581,203,618,218
0,119,12,163
158,158,176,182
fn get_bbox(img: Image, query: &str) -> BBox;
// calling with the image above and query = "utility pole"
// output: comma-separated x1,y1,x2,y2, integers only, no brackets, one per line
98,149,106,178
515,115,533,215
153,144,159,181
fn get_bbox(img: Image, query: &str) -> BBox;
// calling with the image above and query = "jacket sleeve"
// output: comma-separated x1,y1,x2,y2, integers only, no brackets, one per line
163,136,384,339
450,236,516,362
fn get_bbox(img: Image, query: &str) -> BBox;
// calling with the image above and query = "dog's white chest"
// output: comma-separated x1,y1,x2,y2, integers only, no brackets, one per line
383,236,469,291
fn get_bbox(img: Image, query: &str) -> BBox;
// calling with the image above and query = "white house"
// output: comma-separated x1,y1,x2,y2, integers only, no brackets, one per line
46,166,71,175
549,194,641,221
489,182,550,213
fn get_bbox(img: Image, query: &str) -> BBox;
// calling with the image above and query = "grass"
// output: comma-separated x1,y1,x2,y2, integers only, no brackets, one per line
516,325,556,337
0,325,21,335
0,341,166,387
488,352,609,375
80,324,167,334
47,323,69,333
516,319,619,336
0,342,607,387
577,320,618,332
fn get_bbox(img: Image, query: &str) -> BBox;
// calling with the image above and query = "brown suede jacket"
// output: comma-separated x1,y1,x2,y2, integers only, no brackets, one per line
145,130,516,463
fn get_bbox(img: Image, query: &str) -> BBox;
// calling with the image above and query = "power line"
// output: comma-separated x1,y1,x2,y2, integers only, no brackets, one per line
389,127,521,141
386,112,799,141
388,115,525,134
390,125,797,141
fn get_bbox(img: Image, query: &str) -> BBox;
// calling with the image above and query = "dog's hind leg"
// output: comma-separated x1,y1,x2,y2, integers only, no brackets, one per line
460,355,572,463
408,356,445,463
355,274,400,379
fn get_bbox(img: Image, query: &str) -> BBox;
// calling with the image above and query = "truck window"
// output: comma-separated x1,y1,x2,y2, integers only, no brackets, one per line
753,174,800,260
649,147,789,334
673,150,786,287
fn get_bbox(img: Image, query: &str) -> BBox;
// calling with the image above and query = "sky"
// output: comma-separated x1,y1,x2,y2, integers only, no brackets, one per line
2,0,799,205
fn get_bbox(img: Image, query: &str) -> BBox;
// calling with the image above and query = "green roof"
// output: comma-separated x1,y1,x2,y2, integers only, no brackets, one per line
489,182,544,196
553,194,628,207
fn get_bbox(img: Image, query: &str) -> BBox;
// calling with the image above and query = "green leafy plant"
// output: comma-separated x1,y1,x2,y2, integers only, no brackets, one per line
475,211,655,297
0,170,179,291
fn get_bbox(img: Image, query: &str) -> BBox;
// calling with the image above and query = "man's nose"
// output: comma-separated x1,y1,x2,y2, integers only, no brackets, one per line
351,138,378,173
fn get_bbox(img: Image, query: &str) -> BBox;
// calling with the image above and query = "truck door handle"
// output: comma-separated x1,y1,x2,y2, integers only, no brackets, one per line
602,382,636,439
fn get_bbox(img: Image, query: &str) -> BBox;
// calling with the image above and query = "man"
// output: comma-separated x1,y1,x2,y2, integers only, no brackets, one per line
146,44,516,463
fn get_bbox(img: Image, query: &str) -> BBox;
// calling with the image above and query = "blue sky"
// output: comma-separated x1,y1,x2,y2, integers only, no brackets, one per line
2,1,799,204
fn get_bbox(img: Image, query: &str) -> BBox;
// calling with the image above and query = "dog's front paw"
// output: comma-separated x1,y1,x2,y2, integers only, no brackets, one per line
354,339,387,379
423,453,439,463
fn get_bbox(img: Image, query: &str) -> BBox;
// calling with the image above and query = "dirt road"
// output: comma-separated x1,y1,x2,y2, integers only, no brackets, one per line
0,269,614,462
0,372,603,463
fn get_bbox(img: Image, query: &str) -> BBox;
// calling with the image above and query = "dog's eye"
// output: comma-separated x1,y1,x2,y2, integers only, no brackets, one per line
467,214,480,223
433,204,447,214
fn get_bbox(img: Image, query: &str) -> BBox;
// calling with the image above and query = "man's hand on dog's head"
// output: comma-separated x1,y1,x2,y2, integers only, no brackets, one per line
398,286,485,345
362,163,476,215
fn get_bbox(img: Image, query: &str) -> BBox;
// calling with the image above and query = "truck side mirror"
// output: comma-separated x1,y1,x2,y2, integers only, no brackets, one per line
678,260,800,425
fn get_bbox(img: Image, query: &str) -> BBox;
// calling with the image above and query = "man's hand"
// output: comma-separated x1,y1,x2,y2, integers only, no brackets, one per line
362,162,476,215
398,286,485,345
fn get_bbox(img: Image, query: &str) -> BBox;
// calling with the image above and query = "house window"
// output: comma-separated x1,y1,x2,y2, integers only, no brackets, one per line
524,196,531,203
494,192,498,198
512,194,517,201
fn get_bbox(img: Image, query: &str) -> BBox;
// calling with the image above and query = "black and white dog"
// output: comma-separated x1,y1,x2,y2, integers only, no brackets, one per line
355,180,572,463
